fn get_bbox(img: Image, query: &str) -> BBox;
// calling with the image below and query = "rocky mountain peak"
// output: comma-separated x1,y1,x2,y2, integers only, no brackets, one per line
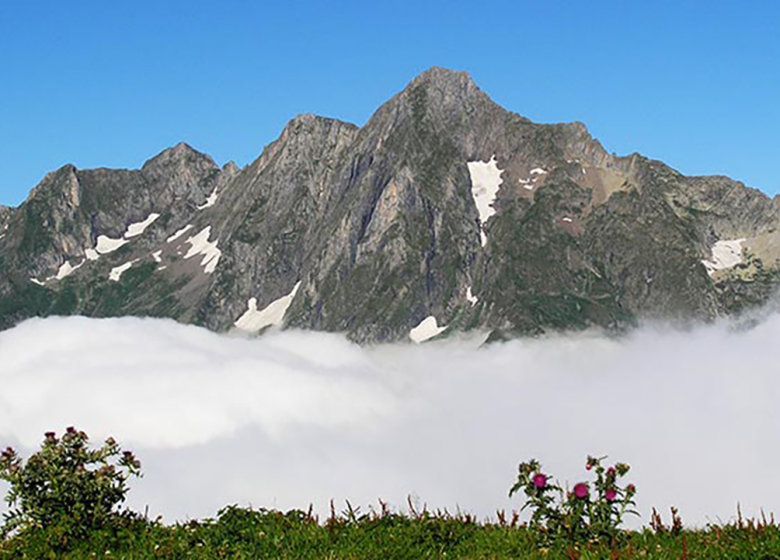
408,66,476,90
285,113,322,127
2,67,779,343
24,164,81,206
222,161,240,177
399,66,493,118
169,141,202,157
279,113,358,140
142,142,217,175
139,142,221,203
255,114,359,173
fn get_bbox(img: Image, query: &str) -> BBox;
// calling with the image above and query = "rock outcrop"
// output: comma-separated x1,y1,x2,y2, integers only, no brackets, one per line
1,67,778,342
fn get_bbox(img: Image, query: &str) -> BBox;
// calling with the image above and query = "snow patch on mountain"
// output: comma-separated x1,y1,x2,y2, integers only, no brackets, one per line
518,166,548,191
109,261,135,282
702,239,746,276
466,286,478,306
197,188,219,210
183,227,222,274
410,316,447,343
96,212,161,256
234,282,301,332
96,235,129,255
31,257,87,285
125,213,160,238
167,225,193,244
467,155,504,246
55,260,85,280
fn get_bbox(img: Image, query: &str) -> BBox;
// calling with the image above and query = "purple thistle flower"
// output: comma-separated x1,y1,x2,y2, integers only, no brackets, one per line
573,482,589,499
532,473,547,489
605,488,617,502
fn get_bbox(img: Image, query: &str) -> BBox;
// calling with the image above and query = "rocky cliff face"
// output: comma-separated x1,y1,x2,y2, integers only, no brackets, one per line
0,206,11,231
1,67,779,342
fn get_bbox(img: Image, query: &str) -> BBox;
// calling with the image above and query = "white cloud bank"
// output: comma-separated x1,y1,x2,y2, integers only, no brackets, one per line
1,316,780,527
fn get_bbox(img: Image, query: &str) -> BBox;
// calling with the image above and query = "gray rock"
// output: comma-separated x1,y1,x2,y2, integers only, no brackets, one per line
2,67,779,342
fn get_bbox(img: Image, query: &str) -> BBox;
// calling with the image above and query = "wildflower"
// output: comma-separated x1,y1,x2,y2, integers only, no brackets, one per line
511,455,638,541
0,447,15,465
519,461,537,476
573,482,589,499
532,473,547,489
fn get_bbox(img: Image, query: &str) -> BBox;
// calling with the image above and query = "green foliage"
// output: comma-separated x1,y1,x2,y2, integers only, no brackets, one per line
716,252,780,315
2,503,780,559
2,445,780,558
0,428,141,540
509,455,637,544
0,283,58,329
0,259,183,330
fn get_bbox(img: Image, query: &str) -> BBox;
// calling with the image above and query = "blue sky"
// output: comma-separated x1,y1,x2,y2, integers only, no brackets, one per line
1,1,778,206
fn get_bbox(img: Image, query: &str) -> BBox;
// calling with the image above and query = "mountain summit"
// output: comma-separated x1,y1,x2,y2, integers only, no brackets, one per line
1,67,778,342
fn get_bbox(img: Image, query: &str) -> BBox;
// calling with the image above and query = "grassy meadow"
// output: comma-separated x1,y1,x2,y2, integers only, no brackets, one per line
2,504,780,559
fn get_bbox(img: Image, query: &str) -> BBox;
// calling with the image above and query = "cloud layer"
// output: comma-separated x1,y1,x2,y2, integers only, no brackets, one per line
1,316,779,527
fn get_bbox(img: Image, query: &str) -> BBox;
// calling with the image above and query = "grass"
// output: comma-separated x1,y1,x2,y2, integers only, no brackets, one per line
2,504,780,559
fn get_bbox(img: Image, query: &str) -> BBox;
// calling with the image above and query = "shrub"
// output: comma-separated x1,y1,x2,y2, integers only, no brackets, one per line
0,427,142,539
509,455,637,543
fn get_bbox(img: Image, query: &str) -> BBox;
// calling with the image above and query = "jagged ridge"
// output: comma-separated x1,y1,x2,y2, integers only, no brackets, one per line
1,67,779,342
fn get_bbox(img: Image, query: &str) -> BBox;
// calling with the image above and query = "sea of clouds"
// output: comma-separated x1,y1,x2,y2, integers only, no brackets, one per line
1,314,779,527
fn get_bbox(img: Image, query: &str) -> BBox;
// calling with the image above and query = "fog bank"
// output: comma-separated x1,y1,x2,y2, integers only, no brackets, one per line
1,316,779,527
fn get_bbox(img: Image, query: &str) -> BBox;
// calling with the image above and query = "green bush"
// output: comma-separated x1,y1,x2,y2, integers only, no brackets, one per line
0,427,141,540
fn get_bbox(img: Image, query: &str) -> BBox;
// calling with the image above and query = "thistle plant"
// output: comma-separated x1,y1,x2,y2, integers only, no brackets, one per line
0,427,142,538
509,455,637,543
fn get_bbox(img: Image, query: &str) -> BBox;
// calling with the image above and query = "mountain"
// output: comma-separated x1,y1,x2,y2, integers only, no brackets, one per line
0,206,12,233
2,67,779,343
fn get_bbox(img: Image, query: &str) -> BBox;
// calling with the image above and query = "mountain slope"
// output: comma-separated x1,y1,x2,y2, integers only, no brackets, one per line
1,67,779,342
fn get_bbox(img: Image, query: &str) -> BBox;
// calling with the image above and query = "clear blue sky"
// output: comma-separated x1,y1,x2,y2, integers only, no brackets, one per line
1,1,779,206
